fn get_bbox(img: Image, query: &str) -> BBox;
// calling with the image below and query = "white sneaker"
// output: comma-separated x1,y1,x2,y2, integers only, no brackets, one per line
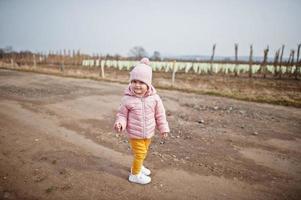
141,165,151,176
128,172,151,185
130,166,151,176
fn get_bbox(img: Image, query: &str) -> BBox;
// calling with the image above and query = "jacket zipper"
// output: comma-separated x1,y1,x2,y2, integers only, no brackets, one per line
141,97,145,138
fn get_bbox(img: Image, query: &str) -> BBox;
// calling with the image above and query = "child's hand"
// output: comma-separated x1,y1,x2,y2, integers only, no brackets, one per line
160,132,168,144
114,122,122,132
161,132,168,139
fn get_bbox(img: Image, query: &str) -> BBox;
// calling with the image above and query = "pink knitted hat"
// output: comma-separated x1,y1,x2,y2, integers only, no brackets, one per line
130,58,152,88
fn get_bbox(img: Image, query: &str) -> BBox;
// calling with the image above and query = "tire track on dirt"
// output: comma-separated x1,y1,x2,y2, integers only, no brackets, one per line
0,100,132,167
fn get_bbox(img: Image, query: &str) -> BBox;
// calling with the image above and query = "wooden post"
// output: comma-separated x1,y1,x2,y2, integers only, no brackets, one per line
248,45,253,77
171,60,176,87
289,50,295,76
279,45,285,79
262,46,269,78
71,49,74,65
60,50,64,72
100,57,105,78
286,51,292,75
295,44,301,79
210,44,216,75
44,52,47,65
24,53,28,65
47,50,50,65
101,63,105,78
10,58,14,67
77,49,81,66
273,49,280,77
116,54,119,69
33,54,36,68
60,58,64,72
234,43,238,76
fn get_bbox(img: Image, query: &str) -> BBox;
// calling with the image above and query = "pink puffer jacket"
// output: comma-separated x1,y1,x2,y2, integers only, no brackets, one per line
115,84,170,139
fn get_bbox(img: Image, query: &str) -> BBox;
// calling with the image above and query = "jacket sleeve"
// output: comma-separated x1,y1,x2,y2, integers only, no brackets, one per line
155,95,170,134
115,97,128,131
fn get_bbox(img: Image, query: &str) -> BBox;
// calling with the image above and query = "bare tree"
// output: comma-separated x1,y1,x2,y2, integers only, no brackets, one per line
151,51,161,61
4,46,13,53
129,46,148,59
261,46,269,78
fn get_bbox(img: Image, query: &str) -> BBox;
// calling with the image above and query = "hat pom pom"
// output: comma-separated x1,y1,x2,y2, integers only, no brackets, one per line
140,57,150,65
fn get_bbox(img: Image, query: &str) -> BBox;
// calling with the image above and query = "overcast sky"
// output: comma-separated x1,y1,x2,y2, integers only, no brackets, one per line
0,0,300,58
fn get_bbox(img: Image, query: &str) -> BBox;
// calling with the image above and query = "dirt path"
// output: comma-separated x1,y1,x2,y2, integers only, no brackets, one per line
0,69,300,200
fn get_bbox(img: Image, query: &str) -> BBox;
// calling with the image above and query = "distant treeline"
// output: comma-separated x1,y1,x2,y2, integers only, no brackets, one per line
1,44,300,80
1,44,300,66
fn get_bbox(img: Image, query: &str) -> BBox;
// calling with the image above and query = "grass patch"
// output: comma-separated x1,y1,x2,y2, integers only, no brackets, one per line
1,65,300,108
45,186,58,193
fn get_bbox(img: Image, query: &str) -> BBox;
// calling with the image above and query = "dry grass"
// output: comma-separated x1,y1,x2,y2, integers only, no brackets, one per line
1,63,300,107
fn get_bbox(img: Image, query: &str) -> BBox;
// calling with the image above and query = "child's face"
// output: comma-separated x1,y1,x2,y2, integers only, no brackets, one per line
131,80,148,96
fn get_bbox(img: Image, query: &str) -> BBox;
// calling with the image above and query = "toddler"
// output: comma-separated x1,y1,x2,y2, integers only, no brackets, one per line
114,57,170,185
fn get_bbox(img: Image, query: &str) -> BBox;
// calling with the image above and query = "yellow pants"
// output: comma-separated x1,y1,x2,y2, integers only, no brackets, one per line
130,139,151,175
